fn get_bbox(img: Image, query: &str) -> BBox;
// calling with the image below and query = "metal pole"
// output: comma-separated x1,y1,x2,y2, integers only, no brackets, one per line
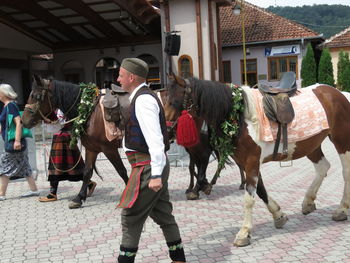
241,0,248,86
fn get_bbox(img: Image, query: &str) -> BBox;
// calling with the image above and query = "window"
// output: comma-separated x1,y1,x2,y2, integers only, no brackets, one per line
268,56,298,81
178,55,193,78
240,59,257,87
222,60,231,83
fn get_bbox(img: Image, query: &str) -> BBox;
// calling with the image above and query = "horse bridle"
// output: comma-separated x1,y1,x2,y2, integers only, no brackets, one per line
25,80,82,125
25,81,56,124
166,78,198,137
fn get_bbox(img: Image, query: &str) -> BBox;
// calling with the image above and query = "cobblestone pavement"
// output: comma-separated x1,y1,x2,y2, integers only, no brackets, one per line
1,139,350,263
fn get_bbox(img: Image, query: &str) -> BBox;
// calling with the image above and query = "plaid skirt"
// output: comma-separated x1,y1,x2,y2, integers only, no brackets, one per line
0,148,32,178
48,132,84,182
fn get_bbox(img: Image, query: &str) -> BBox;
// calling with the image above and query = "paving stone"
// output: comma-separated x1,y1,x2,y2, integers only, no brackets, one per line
1,139,350,262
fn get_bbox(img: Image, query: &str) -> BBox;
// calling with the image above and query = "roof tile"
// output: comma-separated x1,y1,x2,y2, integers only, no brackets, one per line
220,2,319,47
325,26,350,48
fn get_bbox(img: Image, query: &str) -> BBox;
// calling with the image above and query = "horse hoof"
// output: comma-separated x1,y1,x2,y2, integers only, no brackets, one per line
202,184,213,195
302,203,316,215
68,201,82,209
233,236,251,247
186,191,199,200
274,213,288,229
332,210,348,221
185,189,193,194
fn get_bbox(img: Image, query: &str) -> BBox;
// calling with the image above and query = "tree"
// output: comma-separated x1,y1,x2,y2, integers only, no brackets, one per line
343,53,350,92
337,50,347,90
318,48,335,87
301,43,317,87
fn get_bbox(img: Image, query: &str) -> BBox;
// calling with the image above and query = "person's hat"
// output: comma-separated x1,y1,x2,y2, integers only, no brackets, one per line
120,58,149,78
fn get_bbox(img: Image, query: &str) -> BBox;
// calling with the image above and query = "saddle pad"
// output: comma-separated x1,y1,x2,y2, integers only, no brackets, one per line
248,87,329,142
99,95,123,142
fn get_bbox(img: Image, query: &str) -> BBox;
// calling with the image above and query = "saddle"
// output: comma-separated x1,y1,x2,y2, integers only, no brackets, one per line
102,84,128,122
258,72,297,160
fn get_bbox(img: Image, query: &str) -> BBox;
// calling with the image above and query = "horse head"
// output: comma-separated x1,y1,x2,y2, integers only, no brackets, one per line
22,74,55,128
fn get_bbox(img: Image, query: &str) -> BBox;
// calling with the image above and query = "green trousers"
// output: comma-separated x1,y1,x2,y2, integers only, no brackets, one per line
120,156,181,248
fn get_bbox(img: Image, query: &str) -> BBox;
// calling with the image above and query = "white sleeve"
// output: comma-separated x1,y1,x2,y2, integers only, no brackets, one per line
135,94,166,176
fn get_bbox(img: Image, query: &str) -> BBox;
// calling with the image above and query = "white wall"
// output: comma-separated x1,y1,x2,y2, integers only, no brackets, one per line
222,42,309,87
53,44,163,83
161,0,220,81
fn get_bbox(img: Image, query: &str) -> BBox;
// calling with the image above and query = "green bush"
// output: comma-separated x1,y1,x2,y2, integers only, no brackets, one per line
318,48,335,87
336,50,350,90
343,62,350,92
301,43,317,87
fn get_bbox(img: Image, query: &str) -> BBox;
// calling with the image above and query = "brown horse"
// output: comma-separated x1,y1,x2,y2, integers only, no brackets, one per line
167,75,350,247
21,75,129,209
158,89,245,200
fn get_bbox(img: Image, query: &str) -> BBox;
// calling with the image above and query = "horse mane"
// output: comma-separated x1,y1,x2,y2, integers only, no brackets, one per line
52,80,81,120
189,77,232,130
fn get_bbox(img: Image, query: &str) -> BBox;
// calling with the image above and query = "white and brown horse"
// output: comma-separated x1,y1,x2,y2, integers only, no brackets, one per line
167,75,350,247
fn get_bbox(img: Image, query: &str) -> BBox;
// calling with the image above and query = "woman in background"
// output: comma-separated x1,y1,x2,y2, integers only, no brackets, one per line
0,83,39,201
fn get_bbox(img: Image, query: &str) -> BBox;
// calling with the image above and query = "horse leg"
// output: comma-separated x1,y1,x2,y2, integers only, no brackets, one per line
69,150,97,209
104,150,128,185
256,172,288,229
332,150,350,221
302,147,330,215
186,156,197,194
186,157,210,200
233,170,258,247
238,165,246,190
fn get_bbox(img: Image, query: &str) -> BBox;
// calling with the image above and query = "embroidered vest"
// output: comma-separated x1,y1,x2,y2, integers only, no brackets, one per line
125,86,170,153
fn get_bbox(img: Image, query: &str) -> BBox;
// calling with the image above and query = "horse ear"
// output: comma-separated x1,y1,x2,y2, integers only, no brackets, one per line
174,74,186,87
167,72,185,86
33,74,42,86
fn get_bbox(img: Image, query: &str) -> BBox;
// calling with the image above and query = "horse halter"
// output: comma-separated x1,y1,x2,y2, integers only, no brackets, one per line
25,81,56,124
166,78,198,138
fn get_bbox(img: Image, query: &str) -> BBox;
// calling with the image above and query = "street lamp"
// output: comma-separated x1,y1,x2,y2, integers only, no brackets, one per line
233,0,248,86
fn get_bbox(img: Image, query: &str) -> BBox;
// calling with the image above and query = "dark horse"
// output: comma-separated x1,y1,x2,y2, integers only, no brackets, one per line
21,75,129,209
168,75,350,247
159,88,246,201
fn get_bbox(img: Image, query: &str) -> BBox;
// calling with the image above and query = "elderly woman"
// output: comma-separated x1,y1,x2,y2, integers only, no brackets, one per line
0,83,39,201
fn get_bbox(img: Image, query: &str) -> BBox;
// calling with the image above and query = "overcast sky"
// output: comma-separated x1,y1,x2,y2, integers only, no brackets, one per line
248,0,350,8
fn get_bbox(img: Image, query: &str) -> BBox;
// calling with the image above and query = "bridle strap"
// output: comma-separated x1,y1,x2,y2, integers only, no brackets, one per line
182,78,192,110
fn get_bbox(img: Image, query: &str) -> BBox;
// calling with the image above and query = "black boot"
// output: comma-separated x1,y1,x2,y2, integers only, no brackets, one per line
167,239,186,262
118,245,137,263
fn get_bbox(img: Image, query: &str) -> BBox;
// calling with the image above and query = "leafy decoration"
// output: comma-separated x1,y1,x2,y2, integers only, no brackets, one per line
210,84,245,171
70,83,98,148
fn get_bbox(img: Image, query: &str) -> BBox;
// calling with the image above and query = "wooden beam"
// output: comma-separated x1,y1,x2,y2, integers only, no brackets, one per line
2,0,85,42
0,9,53,48
51,0,124,39
216,4,224,82
208,0,215,80
111,0,161,35
195,0,204,79
52,35,160,52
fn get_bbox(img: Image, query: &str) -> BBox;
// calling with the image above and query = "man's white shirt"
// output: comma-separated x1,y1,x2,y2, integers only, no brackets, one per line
123,83,166,176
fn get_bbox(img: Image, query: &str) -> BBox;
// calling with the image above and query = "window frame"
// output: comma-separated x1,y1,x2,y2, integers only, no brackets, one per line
178,55,193,78
222,60,232,83
267,55,298,81
240,58,257,86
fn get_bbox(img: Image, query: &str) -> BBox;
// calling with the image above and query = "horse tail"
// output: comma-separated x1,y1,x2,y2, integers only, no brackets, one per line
93,164,103,181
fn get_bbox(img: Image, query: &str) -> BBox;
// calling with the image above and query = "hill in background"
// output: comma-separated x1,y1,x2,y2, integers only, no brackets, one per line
266,4,350,39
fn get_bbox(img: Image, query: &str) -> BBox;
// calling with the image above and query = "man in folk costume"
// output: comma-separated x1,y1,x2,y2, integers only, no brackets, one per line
116,58,186,263
38,109,96,202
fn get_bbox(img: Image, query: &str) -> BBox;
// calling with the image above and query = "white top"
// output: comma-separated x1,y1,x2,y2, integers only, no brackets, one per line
123,83,166,176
